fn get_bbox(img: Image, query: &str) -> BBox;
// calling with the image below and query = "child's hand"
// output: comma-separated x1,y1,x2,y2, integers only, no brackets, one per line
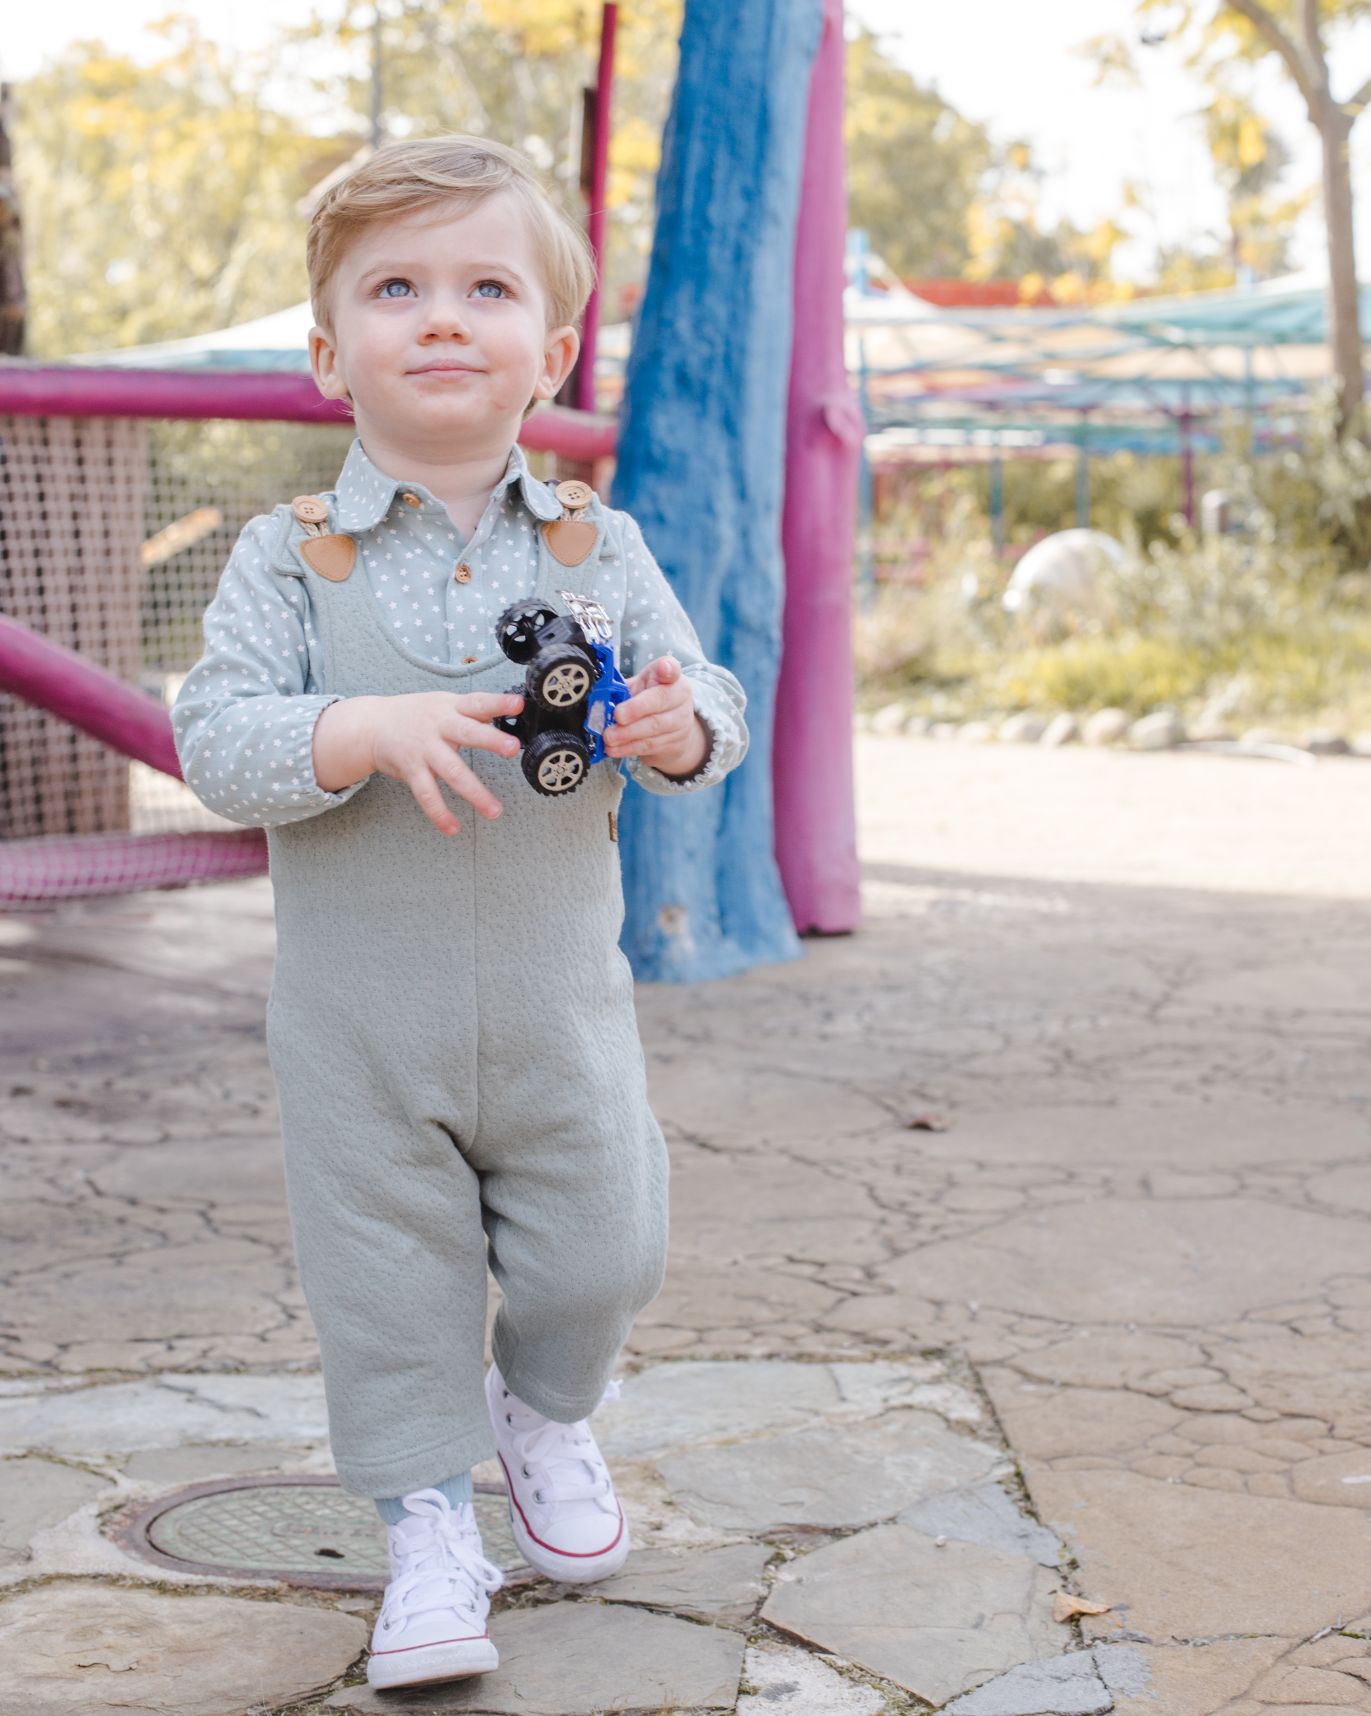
604,656,709,778
366,691,524,835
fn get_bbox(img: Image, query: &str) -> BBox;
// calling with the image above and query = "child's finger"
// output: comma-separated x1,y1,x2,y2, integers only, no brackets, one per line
606,730,691,762
626,655,681,696
418,753,504,827
606,710,684,748
448,718,521,758
404,764,463,836
614,681,691,725
452,692,525,722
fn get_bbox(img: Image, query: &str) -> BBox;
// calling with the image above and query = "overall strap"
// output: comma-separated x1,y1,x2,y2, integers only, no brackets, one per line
536,478,611,598
266,493,356,583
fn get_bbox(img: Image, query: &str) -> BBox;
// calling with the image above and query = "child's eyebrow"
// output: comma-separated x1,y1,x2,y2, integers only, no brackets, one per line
355,261,529,288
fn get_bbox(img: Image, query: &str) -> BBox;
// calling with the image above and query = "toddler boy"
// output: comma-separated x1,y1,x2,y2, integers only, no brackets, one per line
172,134,747,1690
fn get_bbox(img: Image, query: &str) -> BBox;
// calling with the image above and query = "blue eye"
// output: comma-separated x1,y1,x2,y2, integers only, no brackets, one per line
474,281,508,299
378,279,413,298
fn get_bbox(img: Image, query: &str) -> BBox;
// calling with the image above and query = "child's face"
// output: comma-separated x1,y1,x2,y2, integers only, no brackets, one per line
309,191,579,455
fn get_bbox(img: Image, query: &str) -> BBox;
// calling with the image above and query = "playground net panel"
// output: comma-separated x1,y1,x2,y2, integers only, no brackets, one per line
0,415,356,895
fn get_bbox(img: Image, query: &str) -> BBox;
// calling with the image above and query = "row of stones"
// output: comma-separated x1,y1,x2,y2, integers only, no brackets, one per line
859,702,1371,755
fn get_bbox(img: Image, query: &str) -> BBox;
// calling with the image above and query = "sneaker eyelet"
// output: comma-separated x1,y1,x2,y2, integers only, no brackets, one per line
533,1490,545,1504
521,1464,532,1477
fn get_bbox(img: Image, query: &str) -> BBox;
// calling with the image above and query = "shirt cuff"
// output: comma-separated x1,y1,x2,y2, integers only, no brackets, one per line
300,695,371,814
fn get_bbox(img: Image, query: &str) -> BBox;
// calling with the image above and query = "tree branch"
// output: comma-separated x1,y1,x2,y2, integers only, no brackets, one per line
1300,0,1332,102
1223,0,1320,115
1344,73,1371,125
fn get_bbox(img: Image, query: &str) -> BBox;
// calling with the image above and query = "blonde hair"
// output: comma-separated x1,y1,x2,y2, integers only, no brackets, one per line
306,135,596,332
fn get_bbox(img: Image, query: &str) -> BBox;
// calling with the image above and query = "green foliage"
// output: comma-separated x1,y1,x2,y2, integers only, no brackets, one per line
994,636,1217,715
289,0,684,322
13,2,685,357
15,17,336,357
858,394,1371,729
843,27,991,277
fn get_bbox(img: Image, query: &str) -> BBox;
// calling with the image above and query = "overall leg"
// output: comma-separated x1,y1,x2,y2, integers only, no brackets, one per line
475,1091,670,1424
269,1022,497,1497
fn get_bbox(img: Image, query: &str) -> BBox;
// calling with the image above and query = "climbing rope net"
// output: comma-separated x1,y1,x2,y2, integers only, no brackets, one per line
0,414,353,902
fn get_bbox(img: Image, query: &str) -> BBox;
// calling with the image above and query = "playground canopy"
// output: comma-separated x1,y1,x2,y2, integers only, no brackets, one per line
846,266,1364,463
75,265,1360,467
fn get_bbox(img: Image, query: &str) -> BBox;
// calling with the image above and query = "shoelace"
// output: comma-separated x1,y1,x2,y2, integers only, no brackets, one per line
503,1377,622,1510
379,1491,504,1634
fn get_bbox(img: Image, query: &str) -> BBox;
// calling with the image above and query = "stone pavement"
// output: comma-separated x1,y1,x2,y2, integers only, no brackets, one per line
3,735,1371,1714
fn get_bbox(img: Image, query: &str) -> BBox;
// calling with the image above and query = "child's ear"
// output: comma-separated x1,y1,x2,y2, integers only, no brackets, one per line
534,324,581,402
309,325,350,402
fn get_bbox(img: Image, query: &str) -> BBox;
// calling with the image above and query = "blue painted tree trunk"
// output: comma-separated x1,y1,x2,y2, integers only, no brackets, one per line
613,0,822,982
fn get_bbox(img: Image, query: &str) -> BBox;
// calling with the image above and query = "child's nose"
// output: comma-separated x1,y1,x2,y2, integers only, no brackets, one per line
420,298,473,340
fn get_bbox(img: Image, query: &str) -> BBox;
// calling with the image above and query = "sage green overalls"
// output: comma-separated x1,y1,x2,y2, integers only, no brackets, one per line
262,492,670,1500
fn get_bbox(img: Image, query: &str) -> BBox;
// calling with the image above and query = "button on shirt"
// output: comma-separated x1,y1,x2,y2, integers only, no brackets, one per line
171,439,748,828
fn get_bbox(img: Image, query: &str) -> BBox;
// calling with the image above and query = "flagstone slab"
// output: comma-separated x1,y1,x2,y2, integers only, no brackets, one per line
0,1374,328,1457
598,1357,954,1460
736,1639,886,1715
0,1456,112,1566
898,1482,1063,1566
943,1645,1150,1714
762,1522,1060,1706
320,1601,744,1714
660,1410,1004,1532
592,1541,771,1627
0,1580,364,1716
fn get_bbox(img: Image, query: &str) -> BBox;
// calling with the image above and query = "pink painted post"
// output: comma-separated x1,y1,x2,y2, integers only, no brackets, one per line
575,2,618,413
773,0,862,934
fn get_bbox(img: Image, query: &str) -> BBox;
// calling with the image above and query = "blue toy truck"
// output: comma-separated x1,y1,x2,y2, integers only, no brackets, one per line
493,592,631,797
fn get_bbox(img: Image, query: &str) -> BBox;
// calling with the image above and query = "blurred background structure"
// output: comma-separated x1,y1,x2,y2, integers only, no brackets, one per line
5,0,1371,948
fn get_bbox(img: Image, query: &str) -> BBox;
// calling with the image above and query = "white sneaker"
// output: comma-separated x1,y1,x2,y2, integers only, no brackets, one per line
486,1363,630,1583
365,1490,503,1690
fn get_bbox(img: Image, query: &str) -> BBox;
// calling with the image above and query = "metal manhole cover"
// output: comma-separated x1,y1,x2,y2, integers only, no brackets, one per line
116,1476,527,1591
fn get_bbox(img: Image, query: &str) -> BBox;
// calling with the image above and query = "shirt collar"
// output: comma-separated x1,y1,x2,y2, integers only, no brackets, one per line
332,437,564,533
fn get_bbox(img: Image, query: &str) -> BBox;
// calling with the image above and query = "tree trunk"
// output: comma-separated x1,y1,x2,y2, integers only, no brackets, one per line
1318,98,1364,442
611,0,823,980
0,83,25,356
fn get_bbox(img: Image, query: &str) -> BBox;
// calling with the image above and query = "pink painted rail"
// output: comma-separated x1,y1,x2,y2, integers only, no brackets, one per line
0,364,619,458
0,613,183,778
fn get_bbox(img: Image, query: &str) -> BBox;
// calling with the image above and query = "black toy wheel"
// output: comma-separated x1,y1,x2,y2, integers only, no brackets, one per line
496,600,559,664
523,731,590,796
527,645,594,711
492,685,527,741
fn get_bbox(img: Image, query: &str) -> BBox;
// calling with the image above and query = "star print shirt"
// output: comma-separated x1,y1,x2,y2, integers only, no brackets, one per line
171,438,749,828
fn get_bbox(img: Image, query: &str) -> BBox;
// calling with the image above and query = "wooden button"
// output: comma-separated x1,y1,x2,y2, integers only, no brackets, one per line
291,495,328,525
463,654,478,664
401,491,422,508
554,479,593,511
454,561,472,583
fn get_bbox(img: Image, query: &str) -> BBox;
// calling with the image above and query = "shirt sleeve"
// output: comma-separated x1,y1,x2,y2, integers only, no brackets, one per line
171,514,370,828
610,510,749,796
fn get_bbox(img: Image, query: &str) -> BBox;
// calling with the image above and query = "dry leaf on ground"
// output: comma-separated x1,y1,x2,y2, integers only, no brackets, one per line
1053,1591,1114,1623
